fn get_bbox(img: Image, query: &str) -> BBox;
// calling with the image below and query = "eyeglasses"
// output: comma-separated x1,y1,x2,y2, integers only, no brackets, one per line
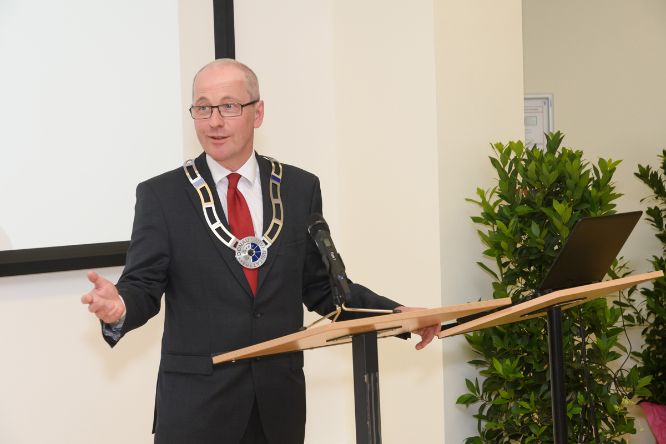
189,99,259,119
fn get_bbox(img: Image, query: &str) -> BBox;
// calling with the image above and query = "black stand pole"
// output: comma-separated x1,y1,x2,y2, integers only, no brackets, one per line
352,331,382,444
547,306,567,444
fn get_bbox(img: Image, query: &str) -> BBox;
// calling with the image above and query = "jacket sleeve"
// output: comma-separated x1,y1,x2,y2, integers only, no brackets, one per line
103,180,170,347
300,178,401,321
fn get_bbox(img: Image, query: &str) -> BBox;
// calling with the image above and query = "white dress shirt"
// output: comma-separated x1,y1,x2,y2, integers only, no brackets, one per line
206,152,264,237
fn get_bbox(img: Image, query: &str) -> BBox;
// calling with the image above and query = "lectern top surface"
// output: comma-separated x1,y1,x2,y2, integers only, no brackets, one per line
212,298,511,364
439,271,662,338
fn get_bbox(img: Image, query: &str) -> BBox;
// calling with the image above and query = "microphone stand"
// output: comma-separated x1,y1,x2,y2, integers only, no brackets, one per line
304,268,393,444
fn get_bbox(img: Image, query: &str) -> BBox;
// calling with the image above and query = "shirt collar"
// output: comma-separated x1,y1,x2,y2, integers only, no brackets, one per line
206,151,259,186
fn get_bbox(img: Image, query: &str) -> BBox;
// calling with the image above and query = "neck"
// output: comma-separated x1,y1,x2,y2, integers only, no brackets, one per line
217,149,254,172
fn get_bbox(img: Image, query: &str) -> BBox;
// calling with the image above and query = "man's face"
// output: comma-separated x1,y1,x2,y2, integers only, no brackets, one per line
192,65,264,170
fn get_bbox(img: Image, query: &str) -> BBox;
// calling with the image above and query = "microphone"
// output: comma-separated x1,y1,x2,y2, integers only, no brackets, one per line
307,213,351,306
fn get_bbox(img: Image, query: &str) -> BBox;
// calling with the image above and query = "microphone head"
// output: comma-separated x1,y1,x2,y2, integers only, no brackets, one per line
307,213,329,235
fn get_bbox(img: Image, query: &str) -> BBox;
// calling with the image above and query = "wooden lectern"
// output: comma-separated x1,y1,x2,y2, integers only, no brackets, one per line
212,271,661,443
439,270,663,444
212,298,512,444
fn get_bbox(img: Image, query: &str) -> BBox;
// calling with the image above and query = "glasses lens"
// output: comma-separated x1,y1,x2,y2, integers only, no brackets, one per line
190,106,210,119
219,103,242,117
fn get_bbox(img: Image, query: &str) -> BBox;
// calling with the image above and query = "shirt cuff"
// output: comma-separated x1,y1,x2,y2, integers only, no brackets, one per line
101,295,126,341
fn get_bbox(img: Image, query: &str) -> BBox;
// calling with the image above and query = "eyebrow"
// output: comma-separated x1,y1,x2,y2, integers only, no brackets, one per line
193,95,242,105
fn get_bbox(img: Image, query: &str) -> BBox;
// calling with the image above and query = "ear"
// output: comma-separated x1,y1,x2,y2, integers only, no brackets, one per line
253,100,265,128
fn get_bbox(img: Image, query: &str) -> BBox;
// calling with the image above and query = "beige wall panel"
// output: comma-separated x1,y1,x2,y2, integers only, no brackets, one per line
235,0,444,442
233,4,350,441
435,1,525,442
332,1,444,442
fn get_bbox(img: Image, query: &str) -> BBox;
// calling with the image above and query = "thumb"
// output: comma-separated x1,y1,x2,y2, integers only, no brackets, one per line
87,270,99,284
87,270,106,290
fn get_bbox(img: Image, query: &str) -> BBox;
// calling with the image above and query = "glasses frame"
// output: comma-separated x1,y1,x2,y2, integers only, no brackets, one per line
189,99,260,120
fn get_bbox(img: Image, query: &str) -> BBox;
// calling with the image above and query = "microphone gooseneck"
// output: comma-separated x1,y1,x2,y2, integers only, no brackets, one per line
307,213,351,306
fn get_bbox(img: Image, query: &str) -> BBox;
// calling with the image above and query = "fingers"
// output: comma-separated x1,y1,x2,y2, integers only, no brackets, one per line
85,271,118,301
82,270,123,323
86,294,122,323
87,270,99,284
82,271,101,304
394,306,440,350
87,294,107,315
415,325,439,350
87,270,107,290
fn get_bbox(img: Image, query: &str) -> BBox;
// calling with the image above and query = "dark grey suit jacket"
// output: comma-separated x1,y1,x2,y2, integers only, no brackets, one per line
105,152,400,443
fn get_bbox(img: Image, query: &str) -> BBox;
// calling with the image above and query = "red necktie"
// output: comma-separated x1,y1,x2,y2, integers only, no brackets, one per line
226,173,258,295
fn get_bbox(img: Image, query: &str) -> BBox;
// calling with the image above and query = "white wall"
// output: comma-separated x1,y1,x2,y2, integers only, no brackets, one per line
522,0,665,270
523,2,666,442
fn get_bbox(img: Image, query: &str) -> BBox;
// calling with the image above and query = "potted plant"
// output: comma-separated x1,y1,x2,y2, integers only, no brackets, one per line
634,153,666,443
457,132,650,443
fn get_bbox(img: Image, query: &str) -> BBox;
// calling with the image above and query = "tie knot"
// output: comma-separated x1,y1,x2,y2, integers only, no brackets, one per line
227,172,241,190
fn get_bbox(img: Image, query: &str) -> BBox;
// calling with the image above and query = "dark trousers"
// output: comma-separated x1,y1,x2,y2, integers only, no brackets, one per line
240,398,268,444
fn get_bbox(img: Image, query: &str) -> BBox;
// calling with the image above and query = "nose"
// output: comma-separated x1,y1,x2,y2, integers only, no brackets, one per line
208,108,225,127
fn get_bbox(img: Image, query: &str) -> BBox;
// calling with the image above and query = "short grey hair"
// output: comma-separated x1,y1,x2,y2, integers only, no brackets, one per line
192,58,260,101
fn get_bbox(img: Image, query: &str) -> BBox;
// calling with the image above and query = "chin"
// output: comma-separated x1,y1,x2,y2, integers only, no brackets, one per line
203,146,227,159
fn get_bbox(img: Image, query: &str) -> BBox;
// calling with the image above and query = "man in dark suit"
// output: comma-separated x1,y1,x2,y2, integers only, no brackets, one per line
81,59,438,443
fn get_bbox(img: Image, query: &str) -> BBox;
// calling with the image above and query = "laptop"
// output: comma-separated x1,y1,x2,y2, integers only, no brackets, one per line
536,210,642,295
445,211,642,328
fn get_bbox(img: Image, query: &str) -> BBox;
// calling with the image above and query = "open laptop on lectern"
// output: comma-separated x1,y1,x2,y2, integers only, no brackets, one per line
535,210,642,295
445,210,643,329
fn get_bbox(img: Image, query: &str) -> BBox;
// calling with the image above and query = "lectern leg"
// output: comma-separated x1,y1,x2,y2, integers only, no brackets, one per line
352,331,382,444
547,306,567,444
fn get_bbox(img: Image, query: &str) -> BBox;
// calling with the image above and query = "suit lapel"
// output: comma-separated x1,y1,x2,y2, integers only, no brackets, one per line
256,153,283,295
184,153,254,297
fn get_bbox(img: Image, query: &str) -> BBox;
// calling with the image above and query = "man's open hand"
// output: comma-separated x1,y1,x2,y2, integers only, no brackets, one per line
80,271,125,324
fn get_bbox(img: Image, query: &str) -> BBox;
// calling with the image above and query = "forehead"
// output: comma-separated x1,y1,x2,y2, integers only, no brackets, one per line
193,66,249,103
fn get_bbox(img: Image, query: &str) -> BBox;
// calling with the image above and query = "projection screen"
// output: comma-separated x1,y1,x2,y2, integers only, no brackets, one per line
0,0,184,252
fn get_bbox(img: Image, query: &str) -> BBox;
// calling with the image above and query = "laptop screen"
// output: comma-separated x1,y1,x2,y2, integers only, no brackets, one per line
537,211,642,293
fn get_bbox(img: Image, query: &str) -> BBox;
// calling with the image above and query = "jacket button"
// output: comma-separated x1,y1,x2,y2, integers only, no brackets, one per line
253,311,263,319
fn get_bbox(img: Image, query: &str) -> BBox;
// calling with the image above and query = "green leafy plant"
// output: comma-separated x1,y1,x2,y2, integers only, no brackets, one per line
458,132,649,443
634,151,666,405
